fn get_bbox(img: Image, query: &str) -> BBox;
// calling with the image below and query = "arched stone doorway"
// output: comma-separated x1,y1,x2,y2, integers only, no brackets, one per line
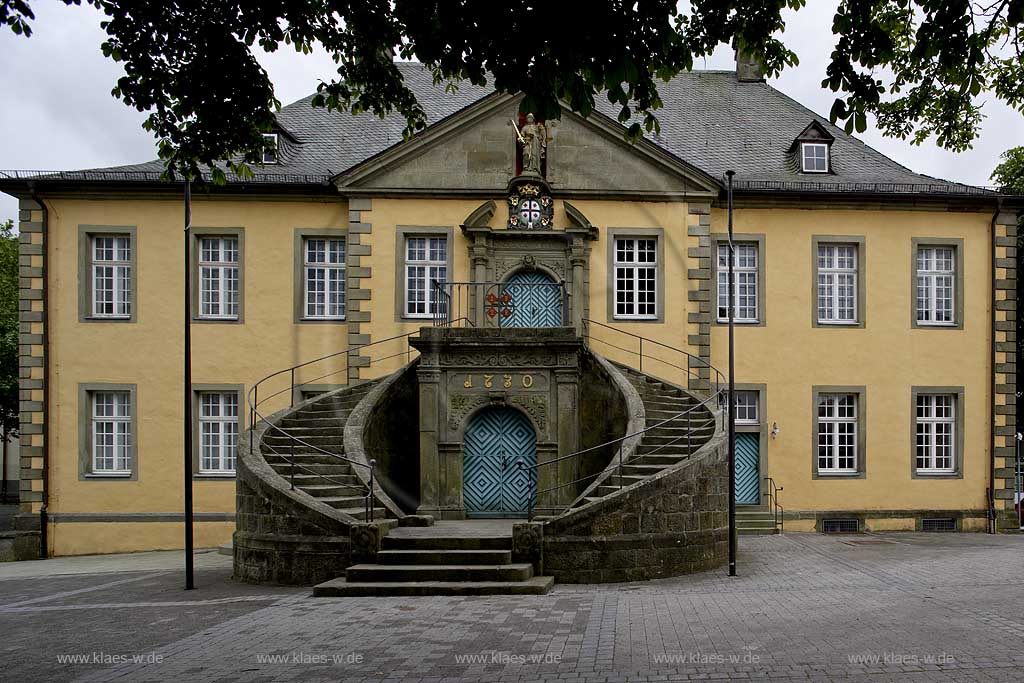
462,406,537,518
503,270,562,328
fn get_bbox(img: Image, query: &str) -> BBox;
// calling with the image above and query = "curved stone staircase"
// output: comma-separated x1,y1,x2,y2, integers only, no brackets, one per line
237,339,727,590
260,382,388,521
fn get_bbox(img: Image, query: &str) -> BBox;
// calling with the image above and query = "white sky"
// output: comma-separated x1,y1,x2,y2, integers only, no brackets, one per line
2,1,1022,224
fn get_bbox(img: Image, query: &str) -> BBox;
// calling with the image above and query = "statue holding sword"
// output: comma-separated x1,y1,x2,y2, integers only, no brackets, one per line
511,113,549,176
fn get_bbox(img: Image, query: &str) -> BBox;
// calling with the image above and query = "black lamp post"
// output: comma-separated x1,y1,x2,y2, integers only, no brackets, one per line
726,170,737,577
184,181,195,590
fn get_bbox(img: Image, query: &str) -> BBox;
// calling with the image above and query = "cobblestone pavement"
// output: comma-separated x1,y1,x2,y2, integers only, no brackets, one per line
1,533,1022,682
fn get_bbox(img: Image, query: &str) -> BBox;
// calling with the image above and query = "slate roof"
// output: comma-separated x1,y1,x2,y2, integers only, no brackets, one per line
2,63,994,196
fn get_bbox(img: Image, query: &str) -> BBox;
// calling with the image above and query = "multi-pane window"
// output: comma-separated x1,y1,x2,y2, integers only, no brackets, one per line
199,237,239,319
915,394,956,473
92,391,131,473
817,244,857,323
91,235,132,318
916,246,955,325
717,243,758,322
199,392,238,474
817,393,857,473
721,390,759,424
613,238,658,319
801,143,828,173
404,236,447,317
304,237,346,319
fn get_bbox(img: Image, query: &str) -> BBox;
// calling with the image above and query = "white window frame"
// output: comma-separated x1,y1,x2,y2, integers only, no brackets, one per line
613,237,658,320
734,391,759,425
801,142,829,173
304,237,346,320
916,246,956,326
199,237,240,320
817,393,858,474
92,391,132,474
91,235,132,319
717,243,759,323
817,244,858,324
404,236,447,318
915,394,956,474
261,133,279,164
199,392,238,474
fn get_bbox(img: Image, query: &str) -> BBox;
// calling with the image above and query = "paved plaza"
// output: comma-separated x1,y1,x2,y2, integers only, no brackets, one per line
0,533,1022,682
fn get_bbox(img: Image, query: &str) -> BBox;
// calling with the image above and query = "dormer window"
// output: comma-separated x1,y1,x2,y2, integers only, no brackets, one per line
261,133,279,164
801,143,829,173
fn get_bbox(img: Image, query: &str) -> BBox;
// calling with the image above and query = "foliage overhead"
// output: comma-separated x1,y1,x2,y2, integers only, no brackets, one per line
2,0,1022,181
0,219,18,441
991,146,1024,194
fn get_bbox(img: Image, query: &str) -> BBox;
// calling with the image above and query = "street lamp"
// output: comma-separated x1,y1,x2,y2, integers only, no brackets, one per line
726,170,737,578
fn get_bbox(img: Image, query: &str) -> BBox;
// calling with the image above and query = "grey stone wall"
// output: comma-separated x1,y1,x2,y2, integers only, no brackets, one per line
540,429,728,583
362,363,421,514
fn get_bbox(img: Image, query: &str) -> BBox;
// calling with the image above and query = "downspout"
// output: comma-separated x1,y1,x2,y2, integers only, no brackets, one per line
27,182,49,557
988,199,1002,534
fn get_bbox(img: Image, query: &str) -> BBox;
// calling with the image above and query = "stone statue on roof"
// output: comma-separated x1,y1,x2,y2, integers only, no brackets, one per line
512,113,549,176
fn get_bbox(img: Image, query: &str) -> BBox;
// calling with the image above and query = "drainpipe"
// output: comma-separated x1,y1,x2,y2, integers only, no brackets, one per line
27,183,49,557
988,199,1002,534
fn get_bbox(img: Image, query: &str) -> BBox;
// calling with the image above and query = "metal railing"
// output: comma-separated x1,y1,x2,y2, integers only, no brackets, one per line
519,320,729,520
763,477,784,534
432,280,569,328
246,332,426,522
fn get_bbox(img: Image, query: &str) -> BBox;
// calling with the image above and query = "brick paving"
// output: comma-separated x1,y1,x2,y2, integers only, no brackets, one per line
0,533,1022,682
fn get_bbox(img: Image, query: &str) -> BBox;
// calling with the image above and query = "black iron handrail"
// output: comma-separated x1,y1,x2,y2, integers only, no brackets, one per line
763,476,784,534
519,320,729,520
432,280,569,328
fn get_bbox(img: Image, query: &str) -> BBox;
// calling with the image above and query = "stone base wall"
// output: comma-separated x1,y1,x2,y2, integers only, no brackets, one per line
233,530,350,586
541,429,728,583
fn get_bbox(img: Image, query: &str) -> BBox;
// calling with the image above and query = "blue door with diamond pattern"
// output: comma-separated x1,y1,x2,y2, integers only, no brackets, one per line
503,271,562,328
735,433,761,505
463,407,537,517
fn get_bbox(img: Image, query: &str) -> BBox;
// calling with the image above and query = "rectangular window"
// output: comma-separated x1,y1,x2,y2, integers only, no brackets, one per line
199,392,238,474
261,133,278,164
915,394,956,473
91,235,132,318
199,237,240,319
817,244,857,323
817,393,857,473
722,390,760,424
802,143,828,173
92,391,132,473
404,236,447,317
717,243,758,322
304,237,346,319
614,237,658,319
916,246,955,325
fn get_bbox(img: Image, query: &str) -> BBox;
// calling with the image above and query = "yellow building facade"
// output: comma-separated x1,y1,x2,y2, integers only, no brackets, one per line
3,64,1019,558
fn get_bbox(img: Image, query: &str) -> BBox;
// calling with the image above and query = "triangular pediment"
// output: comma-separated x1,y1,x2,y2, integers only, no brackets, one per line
334,95,720,199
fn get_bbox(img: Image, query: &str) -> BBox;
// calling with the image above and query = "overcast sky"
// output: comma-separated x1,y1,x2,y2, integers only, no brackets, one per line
2,1,1022,224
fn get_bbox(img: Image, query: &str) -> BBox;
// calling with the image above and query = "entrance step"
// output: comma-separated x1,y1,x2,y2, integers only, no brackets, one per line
346,563,534,583
313,576,554,597
382,535,511,551
377,549,512,565
736,510,779,535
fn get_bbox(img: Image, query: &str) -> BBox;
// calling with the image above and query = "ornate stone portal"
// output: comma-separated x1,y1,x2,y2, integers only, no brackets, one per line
410,327,585,520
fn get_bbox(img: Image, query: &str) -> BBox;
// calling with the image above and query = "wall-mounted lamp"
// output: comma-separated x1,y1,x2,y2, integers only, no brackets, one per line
771,422,780,439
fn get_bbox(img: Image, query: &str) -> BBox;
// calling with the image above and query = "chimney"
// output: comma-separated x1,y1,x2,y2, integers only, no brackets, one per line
734,38,765,83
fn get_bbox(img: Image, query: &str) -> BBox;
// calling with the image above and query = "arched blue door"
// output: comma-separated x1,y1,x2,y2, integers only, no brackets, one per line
463,407,537,517
503,270,562,328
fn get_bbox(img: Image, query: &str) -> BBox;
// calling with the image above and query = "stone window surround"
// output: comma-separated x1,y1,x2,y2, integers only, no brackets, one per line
293,227,347,324
394,225,455,323
910,385,965,480
811,234,866,329
78,382,139,481
190,226,245,324
606,227,666,324
911,236,964,330
710,232,766,327
78,224,138,324
732,383,769,509
811,385,867,480
192,383,245,480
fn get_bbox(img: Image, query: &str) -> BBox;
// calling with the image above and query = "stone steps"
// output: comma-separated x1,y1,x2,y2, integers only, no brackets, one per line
313,576,554,597
377,549,513,565
737,510,780,535
346,563,534,583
